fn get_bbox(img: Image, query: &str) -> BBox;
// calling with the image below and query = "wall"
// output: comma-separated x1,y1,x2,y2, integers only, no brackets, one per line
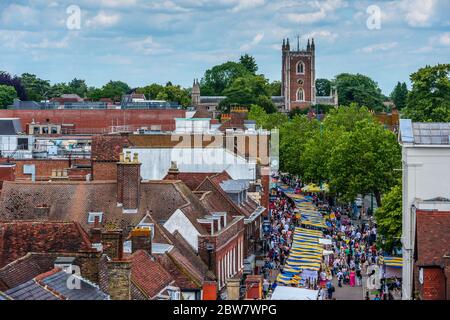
420,267,446,300
163,208,200,251
0,109,186,133
402,145,450,300
124,148,256,181
7,158,91,180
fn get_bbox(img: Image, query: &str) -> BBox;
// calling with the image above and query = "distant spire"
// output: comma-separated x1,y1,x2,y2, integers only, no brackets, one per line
311,38,315,50
286,37,290,49
282,38,285,47
297,34,300,51
307,39,311,51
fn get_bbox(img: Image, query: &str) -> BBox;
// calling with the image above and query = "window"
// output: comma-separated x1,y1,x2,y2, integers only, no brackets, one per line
88,212,103,224
51,127,58,134
17,138,29,150
297,79,304,85
33,126,40,134
296,61,305,74
42,127,49,134
296,88,305,101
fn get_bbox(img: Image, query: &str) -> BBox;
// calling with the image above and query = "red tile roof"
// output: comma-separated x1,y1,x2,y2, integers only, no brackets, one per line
163,172,214,190
416,210,450,266
130,250,174,299
0,221,94,269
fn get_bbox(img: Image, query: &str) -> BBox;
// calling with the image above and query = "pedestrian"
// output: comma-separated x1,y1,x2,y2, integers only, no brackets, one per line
349,268,356,287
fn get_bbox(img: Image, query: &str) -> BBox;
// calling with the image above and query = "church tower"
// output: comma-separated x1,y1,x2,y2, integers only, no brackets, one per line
191,78,200,107
281,36,316,111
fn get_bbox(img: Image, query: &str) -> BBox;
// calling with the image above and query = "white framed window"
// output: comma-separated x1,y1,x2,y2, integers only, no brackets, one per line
296,61,305,74
88,212,103,224
296,88,305,102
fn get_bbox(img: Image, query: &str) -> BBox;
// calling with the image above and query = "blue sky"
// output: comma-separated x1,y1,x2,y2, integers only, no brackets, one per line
0,0,449,95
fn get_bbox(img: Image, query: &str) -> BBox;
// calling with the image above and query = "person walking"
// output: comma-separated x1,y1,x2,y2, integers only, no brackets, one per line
349,268,356,287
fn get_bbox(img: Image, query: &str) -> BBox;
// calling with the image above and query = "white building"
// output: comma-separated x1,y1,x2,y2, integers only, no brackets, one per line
0,118,34,159
399,119,450,300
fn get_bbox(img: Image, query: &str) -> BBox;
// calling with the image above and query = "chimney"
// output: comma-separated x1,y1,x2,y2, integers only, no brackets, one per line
33,204,50,220
101,229,124,260
90,216,102,244
166,161,179,180
117,151,141,213
107,259,131,300
130,227,152,254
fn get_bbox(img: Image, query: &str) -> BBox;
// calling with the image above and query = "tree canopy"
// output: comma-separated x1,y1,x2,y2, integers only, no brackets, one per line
239,54,258,74
0,84,17,108
0,71,26,100
316,78,332,96
335,73,384,111
390,81,408,110
200,61,251,96
402,64,450,122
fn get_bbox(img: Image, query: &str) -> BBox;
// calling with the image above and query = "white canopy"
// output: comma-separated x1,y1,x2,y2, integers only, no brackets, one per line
271,286,319,300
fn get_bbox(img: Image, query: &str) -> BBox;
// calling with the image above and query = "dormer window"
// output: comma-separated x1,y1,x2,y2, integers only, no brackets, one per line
88,212,103,224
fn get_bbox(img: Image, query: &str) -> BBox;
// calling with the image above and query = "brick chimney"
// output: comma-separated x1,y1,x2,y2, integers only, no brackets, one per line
107,259,131,300
90,216,102,244
101,229,123,260
117,151,141,213
130,227,152,254
166,161,179,180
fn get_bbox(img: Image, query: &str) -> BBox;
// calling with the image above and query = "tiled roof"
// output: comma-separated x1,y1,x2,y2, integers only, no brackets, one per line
0,253,55,291
91,135,131,161
0,221,94,268
130,250,174,299
400,120,450,145
416,210,450,266
5,268,108,300
163,172,215,190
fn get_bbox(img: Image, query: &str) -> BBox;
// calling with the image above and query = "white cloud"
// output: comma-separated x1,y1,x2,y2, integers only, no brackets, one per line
230,0,266,13
240,32,264,51
98,0,137,8
438,32,450,46
0,4,39,27
302,30,338,42
86,11,121,28
129,36,173,55
358,42,398,54
403,0,436,27
285,0,346,24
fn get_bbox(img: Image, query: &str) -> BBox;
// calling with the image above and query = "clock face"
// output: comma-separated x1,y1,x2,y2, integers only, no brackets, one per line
297,79,304,85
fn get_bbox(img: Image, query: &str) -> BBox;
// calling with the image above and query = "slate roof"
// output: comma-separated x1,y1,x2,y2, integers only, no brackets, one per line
400,120,450,145
0,118,23,135
416,210,450,267
5,268,108,300
0,221,94,269
0,253,56,291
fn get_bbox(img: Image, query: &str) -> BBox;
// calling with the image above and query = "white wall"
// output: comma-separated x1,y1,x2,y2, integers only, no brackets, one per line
402,145,450,300
163,208,200,251
124,147,256,180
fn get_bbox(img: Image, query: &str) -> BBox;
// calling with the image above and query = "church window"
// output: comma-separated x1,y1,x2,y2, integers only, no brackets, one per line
296,88,305,102
296,61,305,74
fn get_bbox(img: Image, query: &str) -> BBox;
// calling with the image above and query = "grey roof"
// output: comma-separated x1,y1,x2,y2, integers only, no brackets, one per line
220,179,250,193
0,118,23,135
401,120,450,145
5,280,59,300
316,96,336,105
199,96,226,103
40,271,109,300
5,271,109,300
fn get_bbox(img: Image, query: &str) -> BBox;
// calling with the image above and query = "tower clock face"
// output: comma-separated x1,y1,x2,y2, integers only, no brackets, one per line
297,79,304,85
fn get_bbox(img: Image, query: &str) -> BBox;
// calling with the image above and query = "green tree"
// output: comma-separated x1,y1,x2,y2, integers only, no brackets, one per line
402,64,450,122
67,78,88,98
316,78,332,96
0,85,17,108
335,73,384,111
249,104,288,130
200,61,250,96
220,74,275,112
49,82,71,98
239,54,258,74
327,118,401,206
136,83,164,99
375,183,402,252
268,81,281,96
101,80,131,101
20,73,51,101
390,82,408,110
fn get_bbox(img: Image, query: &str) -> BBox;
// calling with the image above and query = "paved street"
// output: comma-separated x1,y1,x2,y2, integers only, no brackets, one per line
332,277,363,300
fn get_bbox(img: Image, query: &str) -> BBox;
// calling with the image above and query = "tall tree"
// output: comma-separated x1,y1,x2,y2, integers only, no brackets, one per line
335,73,384,111
101,80,131,101
268,81,281,96
375,182,402,253
0,71,26,100
239,54,258,74
67,78,88,98
20,73,51,101
402,64,450,122
200,61,250,96
0,85,17,108
316,78,332,96
390,81,408,109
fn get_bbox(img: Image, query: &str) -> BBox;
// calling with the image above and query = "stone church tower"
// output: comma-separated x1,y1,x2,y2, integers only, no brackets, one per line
281,37,316,111
191,78,200,107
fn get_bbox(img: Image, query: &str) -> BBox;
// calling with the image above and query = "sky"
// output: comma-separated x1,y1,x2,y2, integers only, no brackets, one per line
0,0,449,95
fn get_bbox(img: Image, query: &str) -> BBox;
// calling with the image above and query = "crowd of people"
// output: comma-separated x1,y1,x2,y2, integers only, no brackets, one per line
260,173,401,300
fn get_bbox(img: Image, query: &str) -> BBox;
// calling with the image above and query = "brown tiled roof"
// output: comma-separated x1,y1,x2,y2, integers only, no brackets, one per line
193,109,213,119
130,250,174,299
163,172,214,190
0,221,94,269
416,210,450,266
91,135,131,161
0,253,55,291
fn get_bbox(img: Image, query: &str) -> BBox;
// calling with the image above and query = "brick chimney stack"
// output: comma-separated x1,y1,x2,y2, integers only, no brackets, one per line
90,216,102,244
117,151,141,213
101,229,124,260
131,227,152,255
166,161,180,180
